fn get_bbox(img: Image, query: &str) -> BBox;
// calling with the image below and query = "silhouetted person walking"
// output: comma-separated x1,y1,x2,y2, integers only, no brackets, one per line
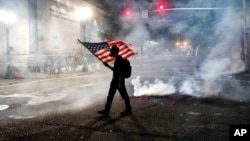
98,45,132,116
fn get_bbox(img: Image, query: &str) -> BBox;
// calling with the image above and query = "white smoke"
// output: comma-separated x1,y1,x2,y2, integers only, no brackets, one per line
199,8,245,96
131,76,176,96
130,8,246,99
204,8,245,73
179,78,201,97
131,76,204,97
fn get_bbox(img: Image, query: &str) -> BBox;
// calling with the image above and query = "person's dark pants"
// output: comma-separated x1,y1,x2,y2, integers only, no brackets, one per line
104,78,131,112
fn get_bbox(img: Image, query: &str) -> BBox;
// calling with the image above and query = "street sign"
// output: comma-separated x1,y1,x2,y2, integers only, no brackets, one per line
141,10,148,18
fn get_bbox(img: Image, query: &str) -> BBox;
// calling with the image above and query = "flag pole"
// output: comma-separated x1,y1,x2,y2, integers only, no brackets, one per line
77,39,105,63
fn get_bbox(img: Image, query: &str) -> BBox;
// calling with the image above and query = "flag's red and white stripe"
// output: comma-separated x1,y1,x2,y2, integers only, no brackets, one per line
95,49,113,63
96,40,137,63
108,40,137,59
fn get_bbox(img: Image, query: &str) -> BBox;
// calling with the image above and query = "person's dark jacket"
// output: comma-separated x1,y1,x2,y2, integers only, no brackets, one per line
112,55,124,80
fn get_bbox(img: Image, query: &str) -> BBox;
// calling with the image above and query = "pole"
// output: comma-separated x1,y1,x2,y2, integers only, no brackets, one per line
80,22,88,72
6,27,10,62
140,44,143,58
83,24,86,41
83,24,86,55
243,0,249,70
152,7,240,12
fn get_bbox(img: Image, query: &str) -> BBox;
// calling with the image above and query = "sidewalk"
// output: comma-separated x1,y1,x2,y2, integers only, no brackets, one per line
0,65,100,86
238,70,250,77
232,70,250,83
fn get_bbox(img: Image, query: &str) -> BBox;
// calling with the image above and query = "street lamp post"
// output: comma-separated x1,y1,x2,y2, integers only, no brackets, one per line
80,22,88,72
6,27,10,55
76,7,93,72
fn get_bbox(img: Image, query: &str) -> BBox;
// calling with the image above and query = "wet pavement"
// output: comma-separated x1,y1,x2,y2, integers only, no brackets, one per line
0,94,250,141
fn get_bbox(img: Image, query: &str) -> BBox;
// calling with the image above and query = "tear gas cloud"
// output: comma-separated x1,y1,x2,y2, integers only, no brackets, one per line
131,76,176,96
121,1,248,101
46,74,112,115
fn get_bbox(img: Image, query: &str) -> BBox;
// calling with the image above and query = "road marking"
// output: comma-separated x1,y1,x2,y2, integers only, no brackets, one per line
8,115,36,119
79,83,96,88
0,105,9,111
187,112,201,116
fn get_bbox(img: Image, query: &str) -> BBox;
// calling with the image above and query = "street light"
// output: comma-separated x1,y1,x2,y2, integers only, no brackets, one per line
76,7,93,72
76,8,93,21
176,42,180,47
0,10,16,61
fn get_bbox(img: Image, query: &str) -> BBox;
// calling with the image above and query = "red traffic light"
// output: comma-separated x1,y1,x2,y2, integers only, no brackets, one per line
157,2,167,11
123,8,132,16
159,4,165,10
125,10,131,16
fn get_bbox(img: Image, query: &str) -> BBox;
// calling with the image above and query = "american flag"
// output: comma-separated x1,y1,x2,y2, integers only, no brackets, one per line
80,40,137,63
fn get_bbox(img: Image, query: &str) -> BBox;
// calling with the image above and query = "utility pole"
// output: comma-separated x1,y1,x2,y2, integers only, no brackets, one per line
243,0,249,70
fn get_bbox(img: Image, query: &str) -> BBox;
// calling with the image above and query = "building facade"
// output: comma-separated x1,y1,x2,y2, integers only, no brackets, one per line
0,0,106,75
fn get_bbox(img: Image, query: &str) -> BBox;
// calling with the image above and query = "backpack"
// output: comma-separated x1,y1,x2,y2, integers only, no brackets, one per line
121,59,132,78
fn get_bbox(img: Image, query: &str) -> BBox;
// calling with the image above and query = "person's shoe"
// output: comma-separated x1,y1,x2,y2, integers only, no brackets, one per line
97,110,109,115
120,110,132,116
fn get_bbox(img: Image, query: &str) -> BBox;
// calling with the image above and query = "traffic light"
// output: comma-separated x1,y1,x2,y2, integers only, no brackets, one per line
156,1,167,13
123,8,132,17
158,4,165,10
